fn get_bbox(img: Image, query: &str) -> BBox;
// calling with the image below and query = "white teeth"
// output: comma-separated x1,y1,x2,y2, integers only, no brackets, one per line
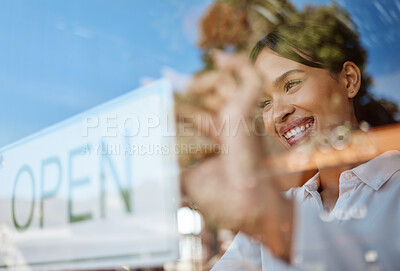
284,122,313,139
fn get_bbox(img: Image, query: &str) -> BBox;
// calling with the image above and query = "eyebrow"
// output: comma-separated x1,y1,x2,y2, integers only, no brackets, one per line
274,69,305,87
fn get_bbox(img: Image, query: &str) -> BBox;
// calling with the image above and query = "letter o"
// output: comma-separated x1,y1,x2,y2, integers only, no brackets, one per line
12,165,35,231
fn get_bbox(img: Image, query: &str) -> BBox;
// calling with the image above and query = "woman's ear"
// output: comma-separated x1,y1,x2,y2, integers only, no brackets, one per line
341,61,361,98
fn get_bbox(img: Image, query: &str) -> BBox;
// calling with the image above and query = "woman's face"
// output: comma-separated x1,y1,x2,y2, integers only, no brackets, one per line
255,48,357,149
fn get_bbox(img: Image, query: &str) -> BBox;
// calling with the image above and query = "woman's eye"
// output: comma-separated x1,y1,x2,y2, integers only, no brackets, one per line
284,79,302,92
259,99,272,109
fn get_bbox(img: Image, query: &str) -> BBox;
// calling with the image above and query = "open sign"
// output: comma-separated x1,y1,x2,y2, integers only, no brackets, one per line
0,79,180,270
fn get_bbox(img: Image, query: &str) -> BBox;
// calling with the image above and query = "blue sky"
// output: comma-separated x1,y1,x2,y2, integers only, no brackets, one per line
1,0,399,147
0,0,212,146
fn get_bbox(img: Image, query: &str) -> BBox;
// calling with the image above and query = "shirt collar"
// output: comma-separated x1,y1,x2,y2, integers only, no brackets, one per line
352,150,400,191
303,171,320,194
301,150,400,196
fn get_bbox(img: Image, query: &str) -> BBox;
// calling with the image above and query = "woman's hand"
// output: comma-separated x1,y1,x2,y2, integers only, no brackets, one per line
180,51,294,262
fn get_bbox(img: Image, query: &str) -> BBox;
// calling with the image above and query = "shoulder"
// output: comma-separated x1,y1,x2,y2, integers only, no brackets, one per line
354,150,400,192
283,186,308,203
211,232,262,270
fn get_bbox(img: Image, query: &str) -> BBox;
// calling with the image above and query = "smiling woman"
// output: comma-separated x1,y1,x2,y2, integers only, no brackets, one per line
250,5,396,128
255,49,360,148
181,3,400,271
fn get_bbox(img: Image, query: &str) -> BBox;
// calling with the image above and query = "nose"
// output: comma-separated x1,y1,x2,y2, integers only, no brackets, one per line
273,100,295,123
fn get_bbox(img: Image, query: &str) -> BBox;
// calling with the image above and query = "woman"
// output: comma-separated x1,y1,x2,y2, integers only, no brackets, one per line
182,5,400,271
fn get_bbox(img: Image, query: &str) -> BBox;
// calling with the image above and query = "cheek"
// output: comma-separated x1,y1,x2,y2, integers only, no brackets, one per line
292,85,342,118
328,92,350,114
302,80,347,112
294,83,326,107
308,90,349,123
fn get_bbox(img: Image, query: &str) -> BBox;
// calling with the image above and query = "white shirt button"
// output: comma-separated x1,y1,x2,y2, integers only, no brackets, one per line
342,192,350,199
344,172,353,180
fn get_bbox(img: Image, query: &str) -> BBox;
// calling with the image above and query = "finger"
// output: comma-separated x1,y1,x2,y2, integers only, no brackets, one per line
180,158,234,226
188,70,235,95
210,53,266,184
188,70,238,113
212,51,262,102
180,157,254,231
175,98,223,143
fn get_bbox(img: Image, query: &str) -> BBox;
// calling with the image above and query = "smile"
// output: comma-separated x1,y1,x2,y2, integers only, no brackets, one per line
279,117,315,146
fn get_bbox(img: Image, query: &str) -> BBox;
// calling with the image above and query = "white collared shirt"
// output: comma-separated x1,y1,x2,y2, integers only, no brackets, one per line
212,150,400,271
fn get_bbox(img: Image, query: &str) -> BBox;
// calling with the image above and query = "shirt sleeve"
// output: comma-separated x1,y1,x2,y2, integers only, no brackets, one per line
211,232,262,271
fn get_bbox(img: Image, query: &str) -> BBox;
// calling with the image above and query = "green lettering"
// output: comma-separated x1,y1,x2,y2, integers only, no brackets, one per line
12,165,35,231
69,145,92,223
40,156,62,228
100,139,132,217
